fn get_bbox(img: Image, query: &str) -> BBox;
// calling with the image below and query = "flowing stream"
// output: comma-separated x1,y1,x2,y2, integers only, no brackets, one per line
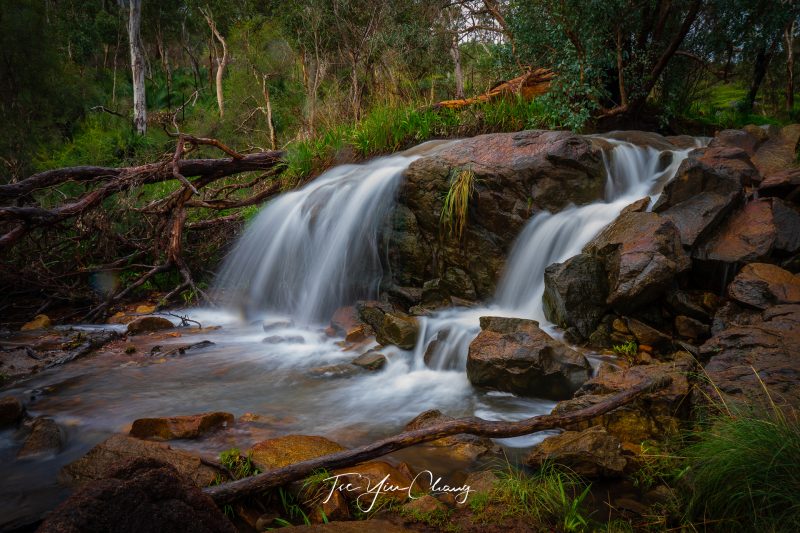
0,137,697,529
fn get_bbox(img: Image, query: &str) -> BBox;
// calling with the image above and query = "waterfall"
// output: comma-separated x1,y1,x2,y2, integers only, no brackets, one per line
415,139,697,369
215,155,413,323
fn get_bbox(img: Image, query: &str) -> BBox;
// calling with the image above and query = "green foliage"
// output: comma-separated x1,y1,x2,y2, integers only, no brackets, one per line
440,166,475,240
612,341,638,359
399,504,454,529
473,463,592,531
684,406,800,531
219,448,261,480
277,487,311,526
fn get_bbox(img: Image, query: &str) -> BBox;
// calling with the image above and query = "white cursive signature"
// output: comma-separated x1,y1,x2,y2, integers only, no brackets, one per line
321,470,473,512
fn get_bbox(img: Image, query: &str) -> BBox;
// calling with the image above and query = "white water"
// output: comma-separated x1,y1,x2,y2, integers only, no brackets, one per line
414,139,697,371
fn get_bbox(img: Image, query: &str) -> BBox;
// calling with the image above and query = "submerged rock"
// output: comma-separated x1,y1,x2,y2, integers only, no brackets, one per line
466,316,589,400
525,426,627,477
126,316,174,335
40,458,235,533
18,417,62,457
60,434,220,487
129,412,234,441
405,409,497,463
0,396,24,427
249,435,346,471
351,351,387,371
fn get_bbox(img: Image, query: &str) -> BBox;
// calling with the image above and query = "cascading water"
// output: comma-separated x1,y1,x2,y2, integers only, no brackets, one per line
215,156,413,323
415,139,698,370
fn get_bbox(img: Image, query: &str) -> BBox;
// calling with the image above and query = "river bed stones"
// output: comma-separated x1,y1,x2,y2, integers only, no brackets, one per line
525,426,628,477
466,316,590,400
404,409,498,463
542,253,609,340
727,263,800,309
130,412,234,440
17,417,62,457
249,435,346,471
351,351,387,371
40,458,236,533
60,434,220,487
0,396,24,427
376,313,419,350
126,316,175,335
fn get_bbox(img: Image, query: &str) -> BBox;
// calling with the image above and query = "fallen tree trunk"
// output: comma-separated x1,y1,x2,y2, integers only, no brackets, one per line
431,68,554,110
204,375,670,504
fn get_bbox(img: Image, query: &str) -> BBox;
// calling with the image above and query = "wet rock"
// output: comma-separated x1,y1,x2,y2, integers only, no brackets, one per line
130,412,234,441
329,306,361,336
701,304,800,408
21,314,51,331
157,340,215,357
332,461,414,504
0,396,24,427
405,410,497,463
442,266,478,300
693,198,800,263
584,211,690,313
394,130,605,298
624,318,672,352
385,205,432,288
751,124,800,177
525,426,627,477
543,253,609,340
727,263,800,309
126,316,174,335
40,458,235,533
708,129,760,155
18,417,62,457
604,130,677,151
355,300,393,332
674,315,710,341
308,364,360,378
376,313,419,350
759,168,800,199
620,197,651,215
666,290,719,322
467,316,590,400
554,355,694,445
421,278,451,307
263,335,305,344
661,191,740,248
463,470,499,495
309,490,350,523
351,351,387,371
711,301,763,334
249,435,346,471
263,319,294,332
653,147,751,212
60,434,220,487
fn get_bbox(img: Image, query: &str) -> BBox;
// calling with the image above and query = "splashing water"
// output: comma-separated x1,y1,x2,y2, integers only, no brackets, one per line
414,139,698,370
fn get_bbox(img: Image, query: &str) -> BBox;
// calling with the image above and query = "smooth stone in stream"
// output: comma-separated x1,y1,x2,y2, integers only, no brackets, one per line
263,335,305,344
351,351,387,371
126,316,174,335
404,409,498,463
17,417,63,458
60,434,220,487
376,312,419,350
248,435,346,471
129,411,234,440
0,396,24,427
20,314,51,331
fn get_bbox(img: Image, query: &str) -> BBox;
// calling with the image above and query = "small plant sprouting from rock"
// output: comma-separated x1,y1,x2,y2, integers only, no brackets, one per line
612,340,638,361
440,166,475,240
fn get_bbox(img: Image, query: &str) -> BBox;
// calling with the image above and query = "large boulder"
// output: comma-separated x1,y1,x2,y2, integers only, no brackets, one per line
40,458,236,533
653,146,752,211
583,211,690,313
543,253,609,341
129,412,234,441
700,304,800,409
759,168,800,199
707,129,760,155
249,435,346,471
693,198,800,263
751,124,800,177
727,263,800,309
60,434,220,487
525,426,627,477
390,130,606,298
466,316,590,400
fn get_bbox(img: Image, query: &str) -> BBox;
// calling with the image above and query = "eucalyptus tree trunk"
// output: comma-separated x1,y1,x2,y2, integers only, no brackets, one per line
128,0,146,135
450,35,464,99
786,20,796,113
203,10,228,119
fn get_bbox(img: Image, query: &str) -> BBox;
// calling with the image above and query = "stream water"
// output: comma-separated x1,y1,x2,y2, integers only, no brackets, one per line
0,136,698,529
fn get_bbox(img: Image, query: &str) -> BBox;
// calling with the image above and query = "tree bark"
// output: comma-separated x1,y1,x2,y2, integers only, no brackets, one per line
786,20,796,113
616,26,628,107
203,10,228,119
128,0,147,135
204,376,670,505
745,43,776,113
450,35,465,99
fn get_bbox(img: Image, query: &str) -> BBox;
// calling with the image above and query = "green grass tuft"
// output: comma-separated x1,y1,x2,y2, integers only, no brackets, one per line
440,166,476,240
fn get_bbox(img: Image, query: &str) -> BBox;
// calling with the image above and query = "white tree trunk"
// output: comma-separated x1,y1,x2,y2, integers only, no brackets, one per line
128,0,146,135
450,36,464,99
203,10,228,119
